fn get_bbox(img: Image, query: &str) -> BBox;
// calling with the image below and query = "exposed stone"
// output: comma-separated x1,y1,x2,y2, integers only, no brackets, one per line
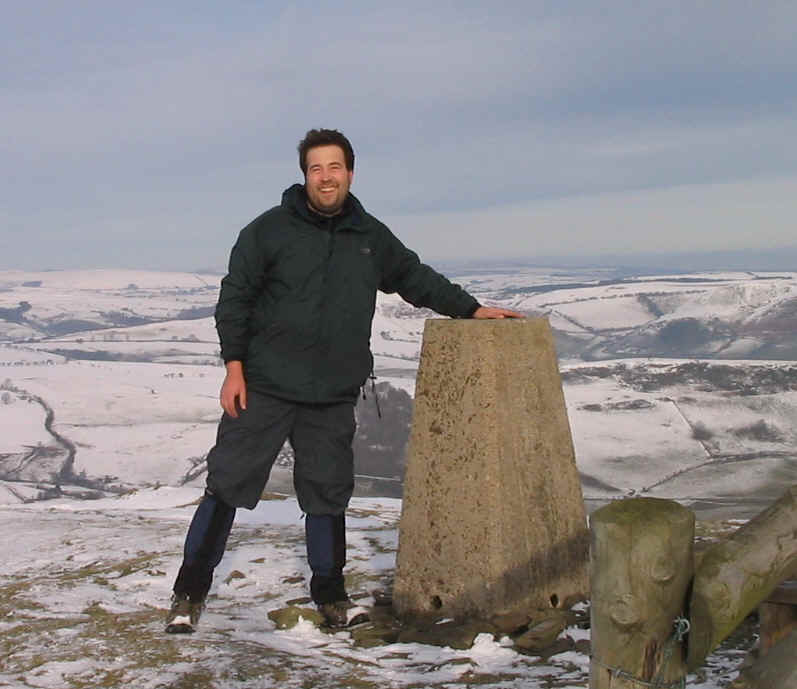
350,623,401,648
368,603,400,626
397,620,498,650
224,570,245,583
574,638,591,656
267,606,324,629
490,610,532,635
394,319,589,622
534,636,576,660
285,596,312,606
281,575,304,584
512,609,569,652
371,589,392,607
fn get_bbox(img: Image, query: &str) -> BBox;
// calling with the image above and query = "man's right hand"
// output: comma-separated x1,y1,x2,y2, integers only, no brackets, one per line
220,361,247,418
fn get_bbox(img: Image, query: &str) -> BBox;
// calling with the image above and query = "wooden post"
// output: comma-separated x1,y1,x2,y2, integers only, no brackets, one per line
729,629,797,688
758,582,797,657
687,485,797,670
589,498,694,689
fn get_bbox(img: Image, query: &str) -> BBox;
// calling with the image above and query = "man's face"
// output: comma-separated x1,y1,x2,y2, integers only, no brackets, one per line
304,145,353,216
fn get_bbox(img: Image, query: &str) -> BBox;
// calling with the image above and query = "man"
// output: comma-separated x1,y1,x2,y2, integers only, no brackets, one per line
165,129,522,633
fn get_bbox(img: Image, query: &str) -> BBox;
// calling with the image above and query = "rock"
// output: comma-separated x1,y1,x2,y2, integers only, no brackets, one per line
224,570,245,583
350,623,401,648
285,596,312,605
397,620,497,650
537,637,576,659
368,604,399,627
267,606,324,629
490,610,532,635
371,589,393,607
512,610,569,653
575,638,591,655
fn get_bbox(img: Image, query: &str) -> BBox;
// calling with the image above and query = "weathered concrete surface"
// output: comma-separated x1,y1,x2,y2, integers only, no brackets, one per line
393,318,588,621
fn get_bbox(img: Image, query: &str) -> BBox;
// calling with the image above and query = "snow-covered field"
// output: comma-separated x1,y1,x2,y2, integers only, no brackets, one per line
2,353,793,518
2,267,795,688
563,359,797,517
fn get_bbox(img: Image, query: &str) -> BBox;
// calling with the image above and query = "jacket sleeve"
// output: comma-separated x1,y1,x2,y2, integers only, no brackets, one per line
215,222,266,362
378,226,480,318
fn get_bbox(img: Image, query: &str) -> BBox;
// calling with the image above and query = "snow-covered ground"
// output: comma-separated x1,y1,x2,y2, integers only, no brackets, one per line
0,488,748,689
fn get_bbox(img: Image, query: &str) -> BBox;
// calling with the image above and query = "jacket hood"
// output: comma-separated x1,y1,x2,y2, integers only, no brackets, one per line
281,183,368,232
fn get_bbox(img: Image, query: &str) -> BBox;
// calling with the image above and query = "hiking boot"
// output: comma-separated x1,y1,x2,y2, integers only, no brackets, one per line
317,600,370,629
165,593,204,634
317,600,353,628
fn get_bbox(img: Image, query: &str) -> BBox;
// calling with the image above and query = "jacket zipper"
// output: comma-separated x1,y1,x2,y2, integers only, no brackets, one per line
313,219,336,402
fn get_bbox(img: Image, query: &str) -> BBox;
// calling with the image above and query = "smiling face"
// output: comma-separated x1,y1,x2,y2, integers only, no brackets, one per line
304,144,353,216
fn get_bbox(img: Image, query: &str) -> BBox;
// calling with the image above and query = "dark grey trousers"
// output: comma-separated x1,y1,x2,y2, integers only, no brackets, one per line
172,390,356,603
173,492,348,604
205,389,356,513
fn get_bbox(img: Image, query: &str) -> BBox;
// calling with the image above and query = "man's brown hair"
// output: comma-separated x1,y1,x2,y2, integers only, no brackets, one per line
297,129,355,175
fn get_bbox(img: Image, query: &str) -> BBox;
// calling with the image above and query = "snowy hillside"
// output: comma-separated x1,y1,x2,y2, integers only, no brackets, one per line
1,267,795,514
3,267,796,364
450,268,797,361
1,267,790,688
563,358,797,518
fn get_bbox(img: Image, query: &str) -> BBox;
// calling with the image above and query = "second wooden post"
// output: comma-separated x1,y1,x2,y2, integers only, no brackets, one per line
590,498,694,689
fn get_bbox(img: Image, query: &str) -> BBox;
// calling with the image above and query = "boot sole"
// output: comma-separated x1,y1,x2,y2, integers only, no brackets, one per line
166,622,195,634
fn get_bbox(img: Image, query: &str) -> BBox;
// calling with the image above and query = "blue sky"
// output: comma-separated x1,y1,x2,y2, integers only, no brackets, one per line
2,1,796,270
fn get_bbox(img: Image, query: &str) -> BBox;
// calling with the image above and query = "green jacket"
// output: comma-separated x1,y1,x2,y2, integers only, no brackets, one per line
215,184,479,403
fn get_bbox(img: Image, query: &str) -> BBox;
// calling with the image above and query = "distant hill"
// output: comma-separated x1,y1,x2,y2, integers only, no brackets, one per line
2,266,795,362
1,267,795,514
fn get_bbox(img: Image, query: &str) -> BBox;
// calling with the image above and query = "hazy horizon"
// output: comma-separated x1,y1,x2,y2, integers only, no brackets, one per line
5,244,797,278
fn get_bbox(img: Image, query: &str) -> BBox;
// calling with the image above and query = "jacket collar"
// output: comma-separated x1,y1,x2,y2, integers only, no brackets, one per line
281,183,368,233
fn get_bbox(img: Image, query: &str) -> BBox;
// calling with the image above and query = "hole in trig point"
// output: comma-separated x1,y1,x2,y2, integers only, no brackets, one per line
431,595,443,609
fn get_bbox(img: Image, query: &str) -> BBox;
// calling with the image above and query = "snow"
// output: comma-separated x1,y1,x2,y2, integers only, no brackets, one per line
0,344,67,364
0,391,52,451
2,267,792,687
563,358,797,511
0,268,219,291
552,294,655,330
663,281,796,322
0,269,220,339
0,489,747,688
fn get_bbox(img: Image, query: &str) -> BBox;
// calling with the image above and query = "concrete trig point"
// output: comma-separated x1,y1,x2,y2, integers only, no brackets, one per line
393,318,588,621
